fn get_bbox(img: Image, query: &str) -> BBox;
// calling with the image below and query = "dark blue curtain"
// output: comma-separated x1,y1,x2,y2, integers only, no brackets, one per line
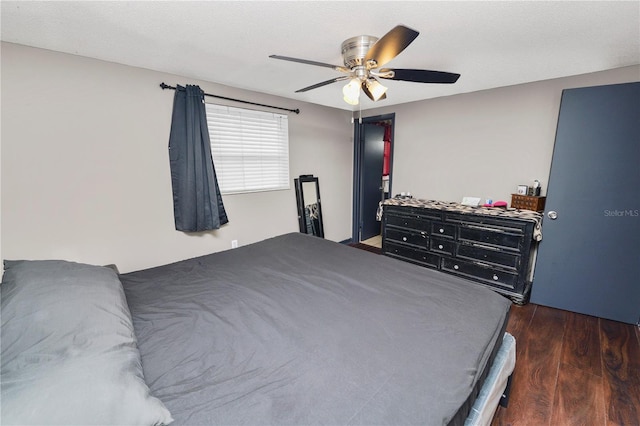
168,85,228,232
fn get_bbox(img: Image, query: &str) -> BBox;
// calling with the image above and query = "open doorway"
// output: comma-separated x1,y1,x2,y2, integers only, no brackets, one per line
351,113,395,246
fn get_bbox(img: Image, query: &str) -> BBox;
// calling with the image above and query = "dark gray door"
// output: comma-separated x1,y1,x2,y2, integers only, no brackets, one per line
360,123,385,241
531,82,640,325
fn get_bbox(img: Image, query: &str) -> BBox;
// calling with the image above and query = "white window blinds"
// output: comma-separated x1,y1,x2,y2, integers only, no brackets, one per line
206,104,290,194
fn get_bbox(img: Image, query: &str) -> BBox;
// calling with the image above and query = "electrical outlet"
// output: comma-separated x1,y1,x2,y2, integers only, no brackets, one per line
231,240,238,249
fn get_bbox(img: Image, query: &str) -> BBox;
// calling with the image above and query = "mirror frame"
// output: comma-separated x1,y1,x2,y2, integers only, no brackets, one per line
294,175,324,238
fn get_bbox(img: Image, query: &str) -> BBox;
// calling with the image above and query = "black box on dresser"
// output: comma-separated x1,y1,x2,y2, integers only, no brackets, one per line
382,200,543,304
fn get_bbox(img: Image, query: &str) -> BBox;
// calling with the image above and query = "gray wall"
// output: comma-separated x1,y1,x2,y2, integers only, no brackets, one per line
2,41,638,273
1,42,354,272
367,66,639,204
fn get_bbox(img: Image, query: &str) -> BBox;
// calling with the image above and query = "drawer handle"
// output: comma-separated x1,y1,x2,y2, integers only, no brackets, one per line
439,228,445,233
493,274,499,281
453,264,459,270
402,237,407,242
438,244,444,250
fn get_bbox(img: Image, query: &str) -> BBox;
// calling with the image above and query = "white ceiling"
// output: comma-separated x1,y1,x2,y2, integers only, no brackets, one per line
2,1,639,111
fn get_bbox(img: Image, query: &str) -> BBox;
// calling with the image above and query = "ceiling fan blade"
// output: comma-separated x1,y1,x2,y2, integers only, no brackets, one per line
364,25,419,69
295,76,350,93
379,68,461,84
269,55,350,73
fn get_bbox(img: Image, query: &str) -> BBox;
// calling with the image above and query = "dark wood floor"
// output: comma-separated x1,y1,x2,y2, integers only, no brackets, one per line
492,303,640,426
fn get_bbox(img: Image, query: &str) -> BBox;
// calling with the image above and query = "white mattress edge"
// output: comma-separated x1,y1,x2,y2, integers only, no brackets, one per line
464,332,516,426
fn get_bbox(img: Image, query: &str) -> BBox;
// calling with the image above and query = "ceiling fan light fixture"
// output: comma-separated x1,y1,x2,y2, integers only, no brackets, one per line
343,78,361,105
365,78,387,101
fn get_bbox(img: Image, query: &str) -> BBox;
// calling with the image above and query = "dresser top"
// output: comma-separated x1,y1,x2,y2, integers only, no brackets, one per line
382,198,543,241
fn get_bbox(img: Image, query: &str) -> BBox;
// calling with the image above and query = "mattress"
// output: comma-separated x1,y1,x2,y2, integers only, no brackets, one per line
121,233,511,425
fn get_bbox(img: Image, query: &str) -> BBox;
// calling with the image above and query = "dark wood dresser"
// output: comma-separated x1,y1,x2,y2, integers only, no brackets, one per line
381,199,542,304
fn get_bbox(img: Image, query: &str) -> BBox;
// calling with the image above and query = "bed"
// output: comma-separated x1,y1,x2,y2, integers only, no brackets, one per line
1,233,515,426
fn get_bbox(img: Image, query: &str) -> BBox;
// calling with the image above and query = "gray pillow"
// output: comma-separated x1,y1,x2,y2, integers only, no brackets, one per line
1,260,173,426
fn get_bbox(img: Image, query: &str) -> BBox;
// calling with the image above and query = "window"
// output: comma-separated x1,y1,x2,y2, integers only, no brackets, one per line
206,104,290,194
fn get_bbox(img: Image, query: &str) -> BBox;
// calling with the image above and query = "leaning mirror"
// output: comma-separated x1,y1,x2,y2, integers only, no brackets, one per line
294,175,324,238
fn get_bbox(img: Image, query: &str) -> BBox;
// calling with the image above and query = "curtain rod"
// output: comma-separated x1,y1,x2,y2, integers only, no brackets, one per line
159,82,300,115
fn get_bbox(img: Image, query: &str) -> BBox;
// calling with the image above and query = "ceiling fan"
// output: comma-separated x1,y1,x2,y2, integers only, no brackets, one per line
270,25,460,105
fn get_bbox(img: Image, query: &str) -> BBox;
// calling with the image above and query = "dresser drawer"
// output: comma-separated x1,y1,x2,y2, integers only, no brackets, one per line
441,258,517,290
384,242,439,268
384,206,442,221
385,214,431,232
430,237,455,255
448,212,529,233
385,227,428,249
431,222,456,238
458,225,523,250
457,242,520,270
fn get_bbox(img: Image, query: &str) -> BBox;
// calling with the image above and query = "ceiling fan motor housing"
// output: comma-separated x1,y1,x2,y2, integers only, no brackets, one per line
341,35,378,69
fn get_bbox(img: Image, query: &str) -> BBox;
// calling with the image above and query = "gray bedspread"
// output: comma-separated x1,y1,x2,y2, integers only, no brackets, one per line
121,233,510,426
